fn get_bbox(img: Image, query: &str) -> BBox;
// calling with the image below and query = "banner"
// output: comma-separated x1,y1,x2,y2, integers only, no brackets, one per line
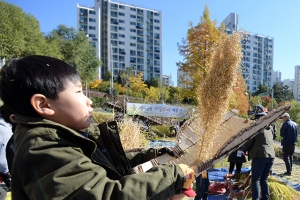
126,103,189,118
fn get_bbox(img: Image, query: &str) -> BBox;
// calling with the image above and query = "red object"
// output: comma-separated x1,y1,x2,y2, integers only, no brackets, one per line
182,187,197,197
208,182,226,195
264,108,268,113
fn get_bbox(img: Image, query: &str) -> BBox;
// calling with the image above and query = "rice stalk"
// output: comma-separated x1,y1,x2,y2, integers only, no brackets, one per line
196,31,243,162
268,176,300,200
117,117,147,150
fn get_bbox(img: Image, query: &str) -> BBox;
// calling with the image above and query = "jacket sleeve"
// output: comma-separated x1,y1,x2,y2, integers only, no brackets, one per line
15,129,184,200
125,148,158,167
280,122,286,137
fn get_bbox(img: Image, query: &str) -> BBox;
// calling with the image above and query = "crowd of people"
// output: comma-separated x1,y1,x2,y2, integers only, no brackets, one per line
0,55,298,200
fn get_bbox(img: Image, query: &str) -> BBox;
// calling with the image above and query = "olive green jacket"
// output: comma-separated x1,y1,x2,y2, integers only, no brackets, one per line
11,115,184,200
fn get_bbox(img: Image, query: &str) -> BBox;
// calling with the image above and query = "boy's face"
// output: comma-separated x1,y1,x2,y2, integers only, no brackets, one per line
48,80,93,131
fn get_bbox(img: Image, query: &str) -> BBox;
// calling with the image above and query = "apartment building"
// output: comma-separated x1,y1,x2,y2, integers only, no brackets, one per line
162,74,172,86
77,0,162,81
222,13,274,93
293,65,300,101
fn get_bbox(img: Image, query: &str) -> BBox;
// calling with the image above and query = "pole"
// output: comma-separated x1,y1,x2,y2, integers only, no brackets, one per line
271,89,274,110
86,34,89,97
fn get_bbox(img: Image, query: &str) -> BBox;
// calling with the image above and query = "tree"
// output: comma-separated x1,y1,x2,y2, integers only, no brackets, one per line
145,75,159,88
177,4,222,99
272,82,284,103
253,83,269,96
128,73,148,98
89,79,102,89
288,100,300,126
282,85,294,101
167,86,183,104
104,71,112,81
45,25,101,82
144,87,160,103
0,2,61,59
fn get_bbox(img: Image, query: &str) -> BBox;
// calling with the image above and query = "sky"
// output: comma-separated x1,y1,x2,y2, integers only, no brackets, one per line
5,0,300,85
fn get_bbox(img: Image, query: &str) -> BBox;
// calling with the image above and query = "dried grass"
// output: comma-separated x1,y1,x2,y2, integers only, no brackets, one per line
117,117,147,150
196,31,243,162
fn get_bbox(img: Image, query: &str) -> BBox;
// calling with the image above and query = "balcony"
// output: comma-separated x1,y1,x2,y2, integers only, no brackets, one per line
136,25,144,29
113,21,119,25
120,52,126,55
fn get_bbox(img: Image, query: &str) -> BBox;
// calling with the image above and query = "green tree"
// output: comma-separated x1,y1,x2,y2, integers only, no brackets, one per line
0,2,61,59
104,71,112,81
272,82,284,103
282,85,294,101
167,86,183,104
253,83,269,96
45,25,101,82
288,100,300,126
145,75,159,88
177,4,222,100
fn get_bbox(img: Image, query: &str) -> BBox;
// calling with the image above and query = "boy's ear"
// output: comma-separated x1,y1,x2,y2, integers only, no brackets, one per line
30,94,55,116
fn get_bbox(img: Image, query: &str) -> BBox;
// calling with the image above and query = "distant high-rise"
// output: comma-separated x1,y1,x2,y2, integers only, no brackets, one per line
293,65,300,101
272,70,282,84
77,0,162,81
222,13,274,93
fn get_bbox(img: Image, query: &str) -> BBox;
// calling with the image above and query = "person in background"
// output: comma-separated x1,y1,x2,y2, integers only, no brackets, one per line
279,113,298,176
195,170,209,200
0,55,196,200
242,107,275,200
227,148,246,179
0,105,14,191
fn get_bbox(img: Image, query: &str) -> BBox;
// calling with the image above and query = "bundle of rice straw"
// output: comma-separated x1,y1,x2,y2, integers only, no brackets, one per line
118,117,147,150
269,176,300,200
196,31,243,162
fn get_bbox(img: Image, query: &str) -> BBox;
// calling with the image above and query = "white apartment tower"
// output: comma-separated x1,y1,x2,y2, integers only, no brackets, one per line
293,65,300,101
222,13,274,93
77,0,162,81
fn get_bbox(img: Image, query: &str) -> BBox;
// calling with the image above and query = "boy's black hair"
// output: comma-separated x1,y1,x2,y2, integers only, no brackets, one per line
0,55,81,117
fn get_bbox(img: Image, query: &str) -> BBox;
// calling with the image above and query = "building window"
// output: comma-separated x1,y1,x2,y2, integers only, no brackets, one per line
111,40,118,46
111,11,118,17
119,56,125,62
130,8,136,11
119,41,125,45
119,34,125,38
119,63,125,69
130,36,136,40
119,19,125,23
130,43,136,47
89,34,96,38
154,12,160,16
130,50,136,56
154,19,160,23
130,29,136,32
119,12,125,16
130,14,136,18
130,22,136,25
154,26,160,30
110,25,118,32
130,57,136,63
89,26,96,30
119,27,125,31
89,18,96,22
154,33,160,39
119,5,125,9
89,10,96,15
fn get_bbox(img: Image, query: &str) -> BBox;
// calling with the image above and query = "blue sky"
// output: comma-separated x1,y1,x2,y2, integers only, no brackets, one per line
5,0,300,85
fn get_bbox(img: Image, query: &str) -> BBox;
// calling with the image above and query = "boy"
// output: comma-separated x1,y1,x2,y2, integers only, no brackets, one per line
0,55,195,200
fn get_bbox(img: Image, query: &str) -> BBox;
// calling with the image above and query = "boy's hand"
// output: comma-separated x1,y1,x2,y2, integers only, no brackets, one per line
178,164,196,197
157,147,178,157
